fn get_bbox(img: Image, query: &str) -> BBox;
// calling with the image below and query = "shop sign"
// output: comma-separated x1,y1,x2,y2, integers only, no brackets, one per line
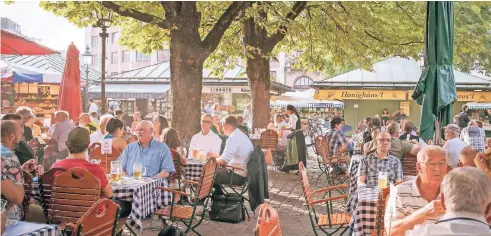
90,93,166,99
457,91,491,102
317,90,407,100
204,87,250,94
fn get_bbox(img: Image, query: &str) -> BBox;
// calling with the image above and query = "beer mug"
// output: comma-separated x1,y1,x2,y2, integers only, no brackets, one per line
133,162,143,180
378,171,388,189
192,147,200,159
110,161,122,183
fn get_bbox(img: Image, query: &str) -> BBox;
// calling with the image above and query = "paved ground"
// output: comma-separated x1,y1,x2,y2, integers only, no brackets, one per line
132,147,349,236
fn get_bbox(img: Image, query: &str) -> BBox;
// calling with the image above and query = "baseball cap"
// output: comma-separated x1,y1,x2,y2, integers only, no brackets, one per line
66,127,90,149
445,124,460,134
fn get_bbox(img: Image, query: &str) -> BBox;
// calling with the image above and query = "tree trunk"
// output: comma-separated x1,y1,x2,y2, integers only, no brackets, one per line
247,55,271,129
169,11,205,146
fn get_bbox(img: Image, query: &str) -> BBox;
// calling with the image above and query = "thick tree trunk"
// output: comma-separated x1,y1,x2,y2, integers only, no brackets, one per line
247,56,271,129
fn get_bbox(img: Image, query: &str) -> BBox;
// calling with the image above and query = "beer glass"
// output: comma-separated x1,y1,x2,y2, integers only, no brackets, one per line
133,162,143,180
378,171,388,189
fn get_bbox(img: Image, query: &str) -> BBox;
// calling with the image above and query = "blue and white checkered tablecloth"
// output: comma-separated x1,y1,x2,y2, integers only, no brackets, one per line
5,222,61,236
350,185,379,236
184,161,204,182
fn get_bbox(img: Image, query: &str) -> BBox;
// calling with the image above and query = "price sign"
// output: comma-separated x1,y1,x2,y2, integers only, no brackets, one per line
101,139,113,155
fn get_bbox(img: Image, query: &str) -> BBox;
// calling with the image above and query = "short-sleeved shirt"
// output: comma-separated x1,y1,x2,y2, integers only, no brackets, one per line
442,137,466,168
384,177,439,230
395,112,407,122
218,128,254,177
51,158,109,188
276,121,291,147
188,130,222,159
51,120,76,151
1,144,24,220
358,153,403,187
325,129,346,157
118,139,175,177
389,138,414,160
466,127,486,152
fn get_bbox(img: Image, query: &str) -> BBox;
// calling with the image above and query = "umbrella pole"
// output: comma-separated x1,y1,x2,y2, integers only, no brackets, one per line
434,119,441,145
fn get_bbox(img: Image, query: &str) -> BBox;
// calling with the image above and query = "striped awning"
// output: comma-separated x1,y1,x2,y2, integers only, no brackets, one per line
466,103,491,110
270,101,344,109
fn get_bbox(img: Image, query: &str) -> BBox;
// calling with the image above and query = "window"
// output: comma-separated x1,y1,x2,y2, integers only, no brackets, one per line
293,76,313,90
111,52,118,64
91,36,98,47
111,32,120,44
91,54,98,67
122,50,130,62
270,72,277,81
136,52,150,62
157,49,170,62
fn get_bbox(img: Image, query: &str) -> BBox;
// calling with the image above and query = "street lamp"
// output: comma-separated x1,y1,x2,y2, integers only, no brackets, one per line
93,8,113,114
81,46,93,112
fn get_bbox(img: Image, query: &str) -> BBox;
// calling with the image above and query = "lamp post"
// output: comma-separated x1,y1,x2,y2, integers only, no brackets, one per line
93,8,112,114
81,46,93,112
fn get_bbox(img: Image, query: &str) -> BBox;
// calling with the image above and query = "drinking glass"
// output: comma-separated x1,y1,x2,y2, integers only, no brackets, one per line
110,161,122,183
192,147,200,159
133,162,143,180
378,171,388,189
5,205,20,226
199,151,207,163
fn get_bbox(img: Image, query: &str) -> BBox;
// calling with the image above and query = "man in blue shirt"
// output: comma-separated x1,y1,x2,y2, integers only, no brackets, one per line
119,120,175,178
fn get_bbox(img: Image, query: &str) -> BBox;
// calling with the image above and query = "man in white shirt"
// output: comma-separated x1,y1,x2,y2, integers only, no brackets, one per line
50,110,75,158
407,167,491,236
385,145,448,236
188,114,222,159
207,115,254,195
442,124,466,168
88,98,99,115
89,114,114,146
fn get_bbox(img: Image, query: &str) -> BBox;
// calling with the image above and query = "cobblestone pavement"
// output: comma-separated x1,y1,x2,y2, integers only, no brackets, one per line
133,147,349,236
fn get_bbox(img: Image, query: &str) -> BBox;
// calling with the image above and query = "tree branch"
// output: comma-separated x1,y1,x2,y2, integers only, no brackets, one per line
101,1,172,29
160,1,182,21
395,2,423,28
264,1,307,52
201,1,246,55
364,29,423,46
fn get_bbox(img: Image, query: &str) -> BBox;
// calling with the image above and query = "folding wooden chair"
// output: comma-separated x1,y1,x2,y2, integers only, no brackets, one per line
40,167,67,218
255,203,282,236
314,136,349,188
299,162,350,236
371,182,404,236
48,167,101,231
169,149,184,192
89,143,122,174
402,153,418,176
21,170,33,221
260,130,278,152
66,199,120,236
155,158,218,236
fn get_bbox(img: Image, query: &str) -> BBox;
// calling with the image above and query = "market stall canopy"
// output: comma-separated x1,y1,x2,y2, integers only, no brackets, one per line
270,100,344,109
1,59,60,83
87,84,171,99
312,57,491,90
1,30,57,55
271,89,317,101
466,102,491,110
1,54,99,84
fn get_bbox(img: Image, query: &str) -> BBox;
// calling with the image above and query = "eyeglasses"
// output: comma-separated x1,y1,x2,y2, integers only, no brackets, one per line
376,138,391,143
420,161,447,169
201,120,212,124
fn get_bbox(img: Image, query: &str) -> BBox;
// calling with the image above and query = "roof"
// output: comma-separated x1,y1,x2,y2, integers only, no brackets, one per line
1,54,100,83
106,61,293,92
312,57,491,90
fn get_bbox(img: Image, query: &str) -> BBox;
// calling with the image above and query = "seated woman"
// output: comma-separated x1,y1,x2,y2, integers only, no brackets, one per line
273,114,291,151
103,118,127,153
160,128,187,166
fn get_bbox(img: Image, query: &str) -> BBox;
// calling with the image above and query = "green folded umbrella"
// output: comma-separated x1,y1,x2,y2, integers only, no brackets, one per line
412,1,457,141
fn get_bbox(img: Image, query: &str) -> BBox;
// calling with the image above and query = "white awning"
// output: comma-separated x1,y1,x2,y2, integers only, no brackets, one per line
87,84,170,99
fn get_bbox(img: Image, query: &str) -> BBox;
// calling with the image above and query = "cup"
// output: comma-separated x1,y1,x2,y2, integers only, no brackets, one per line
133,162,143,180
378,172,388,189
199,151,207,163
192,147,200,159
110,161,122,183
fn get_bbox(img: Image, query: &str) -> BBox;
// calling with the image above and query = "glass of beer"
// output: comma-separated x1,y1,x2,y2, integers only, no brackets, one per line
378,172,388,189
110,161,122,183
199,152,207,163
192,147,200,159
133,162,143,180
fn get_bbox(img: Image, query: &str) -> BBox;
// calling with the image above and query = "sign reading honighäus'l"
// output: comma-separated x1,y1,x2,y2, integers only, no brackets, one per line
317,89,491,102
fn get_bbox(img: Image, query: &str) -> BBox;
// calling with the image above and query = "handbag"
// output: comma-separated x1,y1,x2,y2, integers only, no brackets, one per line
210,193,245,223
262,148,272,165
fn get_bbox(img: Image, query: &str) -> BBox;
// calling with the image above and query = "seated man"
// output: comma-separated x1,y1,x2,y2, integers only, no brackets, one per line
78,113,99,135
50,110,76,159
407,167,491,235
442,124,466,168
2,114,35,165
358,132,403,187
458,146,478,167
385,145,448,236
90,114,113,146
207,116,254,195
387,122,420,160
119,120,175,178
188,114,222,159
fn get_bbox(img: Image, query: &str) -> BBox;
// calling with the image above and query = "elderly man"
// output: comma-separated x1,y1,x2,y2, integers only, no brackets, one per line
358,132,403,187
119,120,175,178
16,106,34,141
387,122,420,160
78,113,99,135
50,110,75,158
90,114,113,145
407,167,491,235
459,146,478,167
385,145,448,236
207,116,254,195
442,124,466,168
188,114,222,159
460,120,486,152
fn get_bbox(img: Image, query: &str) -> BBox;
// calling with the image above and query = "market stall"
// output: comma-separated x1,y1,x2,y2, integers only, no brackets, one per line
465,102,491,138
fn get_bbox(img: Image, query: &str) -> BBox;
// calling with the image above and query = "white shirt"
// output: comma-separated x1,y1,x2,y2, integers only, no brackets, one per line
89,102,99,114
51,120,75,151
188,130,222,159
443,137,466,168
89,130,104,146
218,128,254,177
276,121,291,147
407,212,491,236
286,114,298,130
385,177,440,231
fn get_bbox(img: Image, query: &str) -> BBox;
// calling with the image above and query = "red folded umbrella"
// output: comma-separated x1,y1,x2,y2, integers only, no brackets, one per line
1,30,57,55
58,43,82,123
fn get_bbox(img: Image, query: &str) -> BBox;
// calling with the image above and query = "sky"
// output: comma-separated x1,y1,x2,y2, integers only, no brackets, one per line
0,1,85,52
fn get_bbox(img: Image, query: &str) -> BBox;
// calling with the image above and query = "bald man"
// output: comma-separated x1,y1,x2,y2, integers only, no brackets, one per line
118,121,175,179
459,146,478,167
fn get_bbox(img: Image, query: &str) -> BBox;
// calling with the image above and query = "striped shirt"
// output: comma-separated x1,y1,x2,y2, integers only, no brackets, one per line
384,177,440,231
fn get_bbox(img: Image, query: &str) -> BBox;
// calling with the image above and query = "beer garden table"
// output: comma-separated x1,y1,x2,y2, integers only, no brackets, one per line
5,221,61,236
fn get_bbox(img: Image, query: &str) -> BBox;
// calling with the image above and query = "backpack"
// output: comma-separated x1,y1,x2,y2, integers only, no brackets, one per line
158,226,186,236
